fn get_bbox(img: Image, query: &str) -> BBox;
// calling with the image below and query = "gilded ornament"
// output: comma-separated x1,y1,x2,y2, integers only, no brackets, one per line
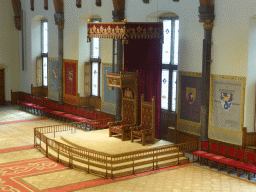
137,26,142,33
115,26,120,34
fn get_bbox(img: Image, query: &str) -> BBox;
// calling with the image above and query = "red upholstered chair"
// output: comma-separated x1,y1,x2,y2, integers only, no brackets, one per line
218,147,236,173
209,145,227,169
232,150,247,177
131,95,155,146
109,87,138,141
243,152,256,180
201,143,218,166
193,141,208,164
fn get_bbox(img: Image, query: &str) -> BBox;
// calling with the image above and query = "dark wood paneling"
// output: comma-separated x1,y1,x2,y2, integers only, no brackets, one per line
31,84,48,98
242,127,256,148
0,69,5,105
160,110,177,142
11,90,28,104
176,130,200,144
79,96,101,110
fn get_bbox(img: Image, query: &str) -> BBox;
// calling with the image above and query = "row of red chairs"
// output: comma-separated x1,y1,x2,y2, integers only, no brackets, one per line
193,141,256,180
20,95,113,130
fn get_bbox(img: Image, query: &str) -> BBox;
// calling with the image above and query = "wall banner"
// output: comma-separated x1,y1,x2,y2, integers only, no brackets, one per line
177,71,202,135
48,57,59,101
209,74,245,145
210,75,245,131
63,59,78,105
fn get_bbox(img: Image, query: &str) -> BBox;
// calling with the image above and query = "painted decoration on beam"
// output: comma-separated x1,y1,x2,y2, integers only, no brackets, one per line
63,59,78,105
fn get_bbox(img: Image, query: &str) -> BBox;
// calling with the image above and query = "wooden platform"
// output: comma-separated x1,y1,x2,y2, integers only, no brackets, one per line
59,129,172,155
39,129,189,178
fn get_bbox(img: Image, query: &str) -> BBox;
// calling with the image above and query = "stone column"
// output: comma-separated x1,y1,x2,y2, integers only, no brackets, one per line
54,13,64,103
198,1,215,150
112,0,125,121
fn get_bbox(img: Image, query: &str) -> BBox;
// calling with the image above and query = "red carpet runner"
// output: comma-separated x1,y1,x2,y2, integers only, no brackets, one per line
0,117,48,125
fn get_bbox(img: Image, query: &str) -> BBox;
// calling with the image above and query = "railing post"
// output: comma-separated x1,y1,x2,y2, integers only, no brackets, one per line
69,146,73,168
46,138,48,157
54,126,56,138
177,146,180,165
88,152,90,173
40,133,42,151
111,157,113,179
105,156,108,178
133,154,135,175
57,143,60,162
153,149,154,170
34,129,36,147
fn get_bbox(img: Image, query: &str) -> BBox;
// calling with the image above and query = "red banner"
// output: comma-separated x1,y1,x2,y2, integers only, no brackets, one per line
63,59,78,105
64,61,77,96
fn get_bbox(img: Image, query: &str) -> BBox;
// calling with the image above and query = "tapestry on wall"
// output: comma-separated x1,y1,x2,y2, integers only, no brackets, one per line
177,71,202,135
210,75,245,131
63,59,78,105
101,63,117,115
209,74,245,145
48,58,59,101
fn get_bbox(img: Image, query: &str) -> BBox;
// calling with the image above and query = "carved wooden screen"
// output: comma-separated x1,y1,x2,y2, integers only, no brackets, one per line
122,87,135,124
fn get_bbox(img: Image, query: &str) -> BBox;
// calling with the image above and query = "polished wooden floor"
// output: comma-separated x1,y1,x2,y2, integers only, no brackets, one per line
1,105,256,192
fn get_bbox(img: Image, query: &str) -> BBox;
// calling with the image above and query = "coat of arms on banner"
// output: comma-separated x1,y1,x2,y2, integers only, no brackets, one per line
68,71,74,82
186,87,196,104
52,68,57,79
221,92,233,111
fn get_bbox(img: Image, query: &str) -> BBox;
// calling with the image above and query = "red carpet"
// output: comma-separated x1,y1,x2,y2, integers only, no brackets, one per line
0,145,34,153
0,158,67,192
0,155,191,192
0,117,48,125
42,163,192,192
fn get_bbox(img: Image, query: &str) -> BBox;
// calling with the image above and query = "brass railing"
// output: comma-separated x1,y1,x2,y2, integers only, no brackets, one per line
34,123,199,178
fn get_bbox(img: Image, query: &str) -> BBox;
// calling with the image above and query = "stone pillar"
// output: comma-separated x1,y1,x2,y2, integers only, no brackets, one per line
54,13,64,104
112,0,125,121
115,39,123,121
198,1,215,150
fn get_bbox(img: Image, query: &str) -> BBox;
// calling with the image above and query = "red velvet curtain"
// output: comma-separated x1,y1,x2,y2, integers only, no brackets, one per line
124,39,162,139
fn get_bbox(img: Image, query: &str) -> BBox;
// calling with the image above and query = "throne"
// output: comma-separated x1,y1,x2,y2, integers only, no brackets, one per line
107,71,138,141
131,94,155,146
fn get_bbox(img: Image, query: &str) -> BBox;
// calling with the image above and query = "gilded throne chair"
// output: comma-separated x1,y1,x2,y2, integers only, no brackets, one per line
108,87,138,141
131,94,155,146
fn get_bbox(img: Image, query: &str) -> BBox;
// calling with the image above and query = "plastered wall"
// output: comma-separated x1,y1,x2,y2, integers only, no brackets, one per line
0,1,20,101
16,0,256,136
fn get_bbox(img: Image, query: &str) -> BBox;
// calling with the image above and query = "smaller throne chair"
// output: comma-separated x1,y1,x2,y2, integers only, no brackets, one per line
131,94,155,146
107,71,138,141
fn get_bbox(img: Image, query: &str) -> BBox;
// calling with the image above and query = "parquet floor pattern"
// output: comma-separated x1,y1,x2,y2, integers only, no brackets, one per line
1,106,256,192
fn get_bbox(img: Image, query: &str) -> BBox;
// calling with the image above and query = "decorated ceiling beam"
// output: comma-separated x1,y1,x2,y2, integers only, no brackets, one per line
112,0,125,21
53,0,64,28
11,0,21,30
87,21,163,44
44,0,48,10
96,0,102,7
142,0,149,3
53,0,64,13
76,0,81,8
